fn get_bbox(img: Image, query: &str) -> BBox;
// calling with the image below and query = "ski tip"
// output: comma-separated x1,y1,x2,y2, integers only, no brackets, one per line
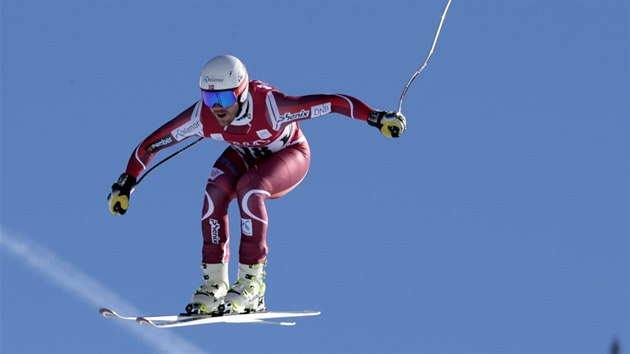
136,316,155,327
99,308,116,318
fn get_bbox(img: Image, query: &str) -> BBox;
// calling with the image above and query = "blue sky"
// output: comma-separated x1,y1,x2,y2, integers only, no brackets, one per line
1,1,628,353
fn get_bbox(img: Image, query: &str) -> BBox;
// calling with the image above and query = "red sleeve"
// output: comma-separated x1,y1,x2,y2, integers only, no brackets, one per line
267,90,374,131
125,101,204,178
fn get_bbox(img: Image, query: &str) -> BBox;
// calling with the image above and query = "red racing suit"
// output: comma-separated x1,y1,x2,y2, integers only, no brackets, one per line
125,80,374,265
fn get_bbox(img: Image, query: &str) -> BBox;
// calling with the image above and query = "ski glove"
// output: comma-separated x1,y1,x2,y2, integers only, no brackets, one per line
368,110,407,138
108,173,136,215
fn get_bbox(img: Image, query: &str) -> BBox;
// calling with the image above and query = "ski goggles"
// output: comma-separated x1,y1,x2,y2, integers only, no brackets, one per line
202,89,238,108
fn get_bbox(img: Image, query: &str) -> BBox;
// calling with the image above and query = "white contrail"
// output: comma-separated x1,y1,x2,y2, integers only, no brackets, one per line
0,228,208,354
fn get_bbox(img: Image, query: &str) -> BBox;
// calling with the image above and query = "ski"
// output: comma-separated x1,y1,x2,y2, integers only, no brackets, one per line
99,307,178,322
99,307,320,328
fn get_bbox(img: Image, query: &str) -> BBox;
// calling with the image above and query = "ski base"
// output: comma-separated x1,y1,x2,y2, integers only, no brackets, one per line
99,307,320,328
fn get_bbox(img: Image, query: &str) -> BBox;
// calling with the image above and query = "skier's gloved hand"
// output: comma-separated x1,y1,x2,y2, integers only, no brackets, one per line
368,110,407,138
108,173,136,215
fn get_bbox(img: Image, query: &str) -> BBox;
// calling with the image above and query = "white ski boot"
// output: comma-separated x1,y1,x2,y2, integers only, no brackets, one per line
221,263,266,314
186,263,229,315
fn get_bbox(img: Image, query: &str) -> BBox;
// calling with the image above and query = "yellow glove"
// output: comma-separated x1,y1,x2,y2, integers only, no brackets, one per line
107,173,136,215
367,111,407,138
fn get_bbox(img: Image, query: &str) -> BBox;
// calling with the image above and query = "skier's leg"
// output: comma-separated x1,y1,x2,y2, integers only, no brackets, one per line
236,142,311,265
224,142,310,313
200,147,248,264
190,147,248,314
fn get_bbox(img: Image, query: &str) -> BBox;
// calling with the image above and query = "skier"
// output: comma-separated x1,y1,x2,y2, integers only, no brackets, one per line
108,55,406,315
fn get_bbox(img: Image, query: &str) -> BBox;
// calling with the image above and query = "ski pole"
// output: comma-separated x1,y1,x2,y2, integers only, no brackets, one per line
397,0,453,114
132,136,203,191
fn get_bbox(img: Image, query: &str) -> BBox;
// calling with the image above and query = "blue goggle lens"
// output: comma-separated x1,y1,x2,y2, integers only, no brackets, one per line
202,90,237,108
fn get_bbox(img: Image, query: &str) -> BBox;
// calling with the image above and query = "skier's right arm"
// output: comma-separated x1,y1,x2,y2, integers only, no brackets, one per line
108,101,203,216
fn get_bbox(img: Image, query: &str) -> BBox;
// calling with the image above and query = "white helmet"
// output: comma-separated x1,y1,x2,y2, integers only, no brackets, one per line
199,55,249,104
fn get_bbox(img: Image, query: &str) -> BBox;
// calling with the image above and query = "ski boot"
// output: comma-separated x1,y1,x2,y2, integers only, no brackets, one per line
185,263,229,315
221,263,266,314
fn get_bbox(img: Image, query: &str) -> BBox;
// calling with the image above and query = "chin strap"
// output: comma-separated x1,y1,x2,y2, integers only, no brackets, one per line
234,97,250,122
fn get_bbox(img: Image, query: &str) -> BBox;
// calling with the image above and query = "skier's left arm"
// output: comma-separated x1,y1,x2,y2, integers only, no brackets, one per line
270,91,406,138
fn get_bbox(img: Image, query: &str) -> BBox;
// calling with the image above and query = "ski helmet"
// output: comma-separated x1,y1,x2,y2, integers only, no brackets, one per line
199,55,249,105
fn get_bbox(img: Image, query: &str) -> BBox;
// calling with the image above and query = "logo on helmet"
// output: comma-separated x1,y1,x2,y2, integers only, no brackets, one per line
203,76,224,84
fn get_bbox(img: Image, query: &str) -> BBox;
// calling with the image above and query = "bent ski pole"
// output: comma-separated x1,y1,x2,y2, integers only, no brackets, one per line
132,136,203,191
397,0,453,114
